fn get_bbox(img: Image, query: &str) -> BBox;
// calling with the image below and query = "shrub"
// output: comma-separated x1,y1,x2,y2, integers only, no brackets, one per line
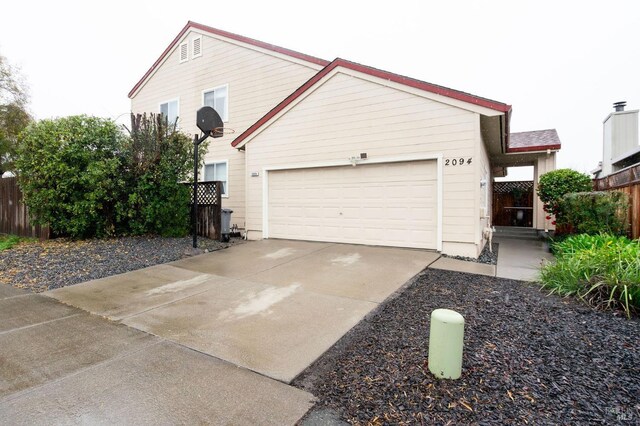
15,114,205,239
540,234,640,318
117,113,206,237
537,169,592,217
558,191,629,236
15,116,124,238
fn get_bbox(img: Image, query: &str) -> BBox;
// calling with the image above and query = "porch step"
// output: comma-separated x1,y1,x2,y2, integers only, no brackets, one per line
493,226,541,240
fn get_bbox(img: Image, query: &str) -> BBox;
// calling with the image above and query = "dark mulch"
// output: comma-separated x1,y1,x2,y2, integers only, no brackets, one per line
293,269,640,425
442,242,499,265
0,236,244,292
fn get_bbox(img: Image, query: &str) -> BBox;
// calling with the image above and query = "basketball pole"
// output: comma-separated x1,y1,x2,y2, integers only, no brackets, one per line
193,132,210,249
193,106,225,249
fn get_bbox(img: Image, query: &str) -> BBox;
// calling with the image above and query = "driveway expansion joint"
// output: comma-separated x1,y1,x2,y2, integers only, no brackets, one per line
0,313,82,336
0,338,163,404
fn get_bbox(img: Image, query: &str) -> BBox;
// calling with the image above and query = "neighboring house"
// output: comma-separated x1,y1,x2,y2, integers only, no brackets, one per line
592,102,639,179
129,21,560,258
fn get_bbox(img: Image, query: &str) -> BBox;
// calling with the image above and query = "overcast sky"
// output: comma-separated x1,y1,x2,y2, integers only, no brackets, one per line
1,0,639,178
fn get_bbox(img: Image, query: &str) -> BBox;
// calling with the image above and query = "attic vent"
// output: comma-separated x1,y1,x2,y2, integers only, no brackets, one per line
179,41,188,63
192,36,202,58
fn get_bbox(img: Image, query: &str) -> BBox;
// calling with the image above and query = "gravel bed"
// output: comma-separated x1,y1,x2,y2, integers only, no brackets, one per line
294,269,640,425
442,242,499,265
0,236,245,292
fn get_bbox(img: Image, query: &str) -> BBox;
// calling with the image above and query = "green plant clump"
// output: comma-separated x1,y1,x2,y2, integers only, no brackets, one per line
0,234,21,251
559,191,629,236
540,234,640,318
0,234,35,251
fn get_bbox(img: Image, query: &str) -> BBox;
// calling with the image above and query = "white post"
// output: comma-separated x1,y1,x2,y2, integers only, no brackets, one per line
428,308,465,379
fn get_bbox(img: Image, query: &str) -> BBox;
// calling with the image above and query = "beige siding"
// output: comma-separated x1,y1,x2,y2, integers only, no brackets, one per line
245,71,481,255
130,29,321,228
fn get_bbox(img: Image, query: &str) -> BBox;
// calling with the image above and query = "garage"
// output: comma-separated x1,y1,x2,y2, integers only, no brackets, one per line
265,160,438,249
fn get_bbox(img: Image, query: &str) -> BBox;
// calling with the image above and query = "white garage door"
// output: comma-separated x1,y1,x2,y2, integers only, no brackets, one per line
267,160,438,249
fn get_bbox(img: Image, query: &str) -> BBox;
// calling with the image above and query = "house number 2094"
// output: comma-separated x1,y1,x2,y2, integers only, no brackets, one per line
445,157,472,166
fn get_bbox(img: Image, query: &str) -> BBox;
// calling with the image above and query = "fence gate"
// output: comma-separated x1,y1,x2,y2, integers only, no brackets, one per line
492,181,534,227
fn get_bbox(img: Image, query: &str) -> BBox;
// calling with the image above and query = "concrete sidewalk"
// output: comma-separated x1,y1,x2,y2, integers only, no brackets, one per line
494,237,555,281
0,289,314,425
428,236,554,281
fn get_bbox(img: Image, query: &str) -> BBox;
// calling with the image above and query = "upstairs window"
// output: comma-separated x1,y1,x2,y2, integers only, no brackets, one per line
203,85,228,122
179,41,188,63
160,99,179,126
204,161,228,196
192,36,202,58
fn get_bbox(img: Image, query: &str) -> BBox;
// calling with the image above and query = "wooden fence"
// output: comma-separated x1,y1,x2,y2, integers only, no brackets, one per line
593,164,640,239
187,181,222,240
0,177,50,240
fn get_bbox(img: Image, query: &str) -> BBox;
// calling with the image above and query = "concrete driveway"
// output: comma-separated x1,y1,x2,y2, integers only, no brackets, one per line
47,239,438,383
1,240,437,424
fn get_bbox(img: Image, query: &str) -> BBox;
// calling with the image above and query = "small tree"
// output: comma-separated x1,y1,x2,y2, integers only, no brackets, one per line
16,116,124,238
117,113,208,237
537,169,592,219
0,53,32,174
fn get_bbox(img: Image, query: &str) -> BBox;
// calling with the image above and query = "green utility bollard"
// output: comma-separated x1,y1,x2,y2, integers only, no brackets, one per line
428,308,465,379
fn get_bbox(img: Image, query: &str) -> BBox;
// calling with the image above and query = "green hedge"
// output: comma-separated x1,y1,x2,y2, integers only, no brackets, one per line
558,191,629,236
15,116,124,238
16,114,207,238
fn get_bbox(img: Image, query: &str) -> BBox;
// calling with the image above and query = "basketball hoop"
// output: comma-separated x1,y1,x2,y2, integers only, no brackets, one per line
212,127,235,136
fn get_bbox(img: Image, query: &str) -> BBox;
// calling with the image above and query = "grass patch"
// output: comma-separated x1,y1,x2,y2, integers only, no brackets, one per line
540,234,640,318
0,234,35,251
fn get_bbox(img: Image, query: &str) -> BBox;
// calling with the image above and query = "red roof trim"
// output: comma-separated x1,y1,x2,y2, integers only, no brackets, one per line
231,58,511,148
506,144,561,153
341,59,511,113
128,21,329,99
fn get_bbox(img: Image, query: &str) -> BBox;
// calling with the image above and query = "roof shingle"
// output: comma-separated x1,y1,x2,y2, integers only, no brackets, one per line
508,129,561,153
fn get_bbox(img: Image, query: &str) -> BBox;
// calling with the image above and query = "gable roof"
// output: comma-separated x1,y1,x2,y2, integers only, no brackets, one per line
128,21,329,98
231,58,512,148
507,129,561,153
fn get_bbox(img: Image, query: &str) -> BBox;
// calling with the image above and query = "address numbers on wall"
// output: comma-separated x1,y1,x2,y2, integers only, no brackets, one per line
444,157,473,166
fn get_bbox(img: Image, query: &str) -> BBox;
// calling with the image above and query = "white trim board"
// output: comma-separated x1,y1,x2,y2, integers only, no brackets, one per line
261,153,443,252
